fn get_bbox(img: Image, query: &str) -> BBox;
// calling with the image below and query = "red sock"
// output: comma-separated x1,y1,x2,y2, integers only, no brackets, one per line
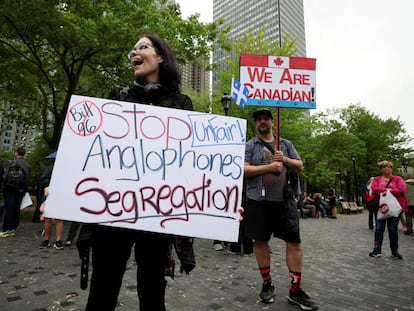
259,266,272,283
289,271,302,292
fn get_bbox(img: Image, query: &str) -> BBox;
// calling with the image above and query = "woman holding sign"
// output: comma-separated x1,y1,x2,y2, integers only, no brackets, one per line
85,33,193,311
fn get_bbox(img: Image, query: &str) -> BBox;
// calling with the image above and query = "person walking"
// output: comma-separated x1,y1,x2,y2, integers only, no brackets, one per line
84,33,194,311
365,177,377,229
404,174,414,235
37,153,64,250
0,147,30,238
243,109,318,310
327,185,337,218
369,161,407,259
64,221,82,246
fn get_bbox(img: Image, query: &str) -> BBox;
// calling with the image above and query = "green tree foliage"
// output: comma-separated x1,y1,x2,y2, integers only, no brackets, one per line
0,0,226,151
181,88,211,113
304,104,413,197
211,28,298,140
339,104,412,175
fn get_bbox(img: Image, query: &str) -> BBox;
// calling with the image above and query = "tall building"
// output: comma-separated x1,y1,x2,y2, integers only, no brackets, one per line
213,0,306,81
0,116,38,153
169,0,211,94
180,60,210,93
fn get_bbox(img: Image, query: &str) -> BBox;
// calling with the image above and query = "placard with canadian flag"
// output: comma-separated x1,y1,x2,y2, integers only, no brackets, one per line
239,54,316,109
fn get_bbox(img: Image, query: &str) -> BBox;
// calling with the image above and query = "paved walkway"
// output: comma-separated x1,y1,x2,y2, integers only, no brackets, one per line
1,210,413,311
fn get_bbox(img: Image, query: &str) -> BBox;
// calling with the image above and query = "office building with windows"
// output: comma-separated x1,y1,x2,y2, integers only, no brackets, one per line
0,116,37,153
213,0,306,80
168,0,210,93
180,60,210,93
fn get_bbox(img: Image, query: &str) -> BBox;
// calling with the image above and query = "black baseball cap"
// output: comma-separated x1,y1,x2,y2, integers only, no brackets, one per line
253,108,273,121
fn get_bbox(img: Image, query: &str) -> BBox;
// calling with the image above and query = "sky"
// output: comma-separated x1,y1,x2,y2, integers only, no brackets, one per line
176,0,414,148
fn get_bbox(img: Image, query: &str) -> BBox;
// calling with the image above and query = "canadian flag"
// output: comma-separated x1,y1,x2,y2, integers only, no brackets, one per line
240,54,316,70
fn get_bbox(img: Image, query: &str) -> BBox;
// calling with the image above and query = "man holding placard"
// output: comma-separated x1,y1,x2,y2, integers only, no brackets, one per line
243,109,318,310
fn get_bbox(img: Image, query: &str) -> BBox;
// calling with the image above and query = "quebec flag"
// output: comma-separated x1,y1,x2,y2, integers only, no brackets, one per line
231,77,250,108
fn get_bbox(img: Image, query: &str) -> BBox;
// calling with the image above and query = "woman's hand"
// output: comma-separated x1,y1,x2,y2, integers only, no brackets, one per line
39,187,49,221
238,207,244,222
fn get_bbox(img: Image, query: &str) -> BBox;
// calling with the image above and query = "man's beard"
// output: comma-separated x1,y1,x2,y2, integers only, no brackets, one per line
258,126,271,135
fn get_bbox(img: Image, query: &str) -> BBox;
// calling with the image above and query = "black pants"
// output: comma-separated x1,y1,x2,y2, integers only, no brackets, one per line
229,219,253,254
368,207,378,229
85,227,170,311
2,189,24,231
66,222,82,242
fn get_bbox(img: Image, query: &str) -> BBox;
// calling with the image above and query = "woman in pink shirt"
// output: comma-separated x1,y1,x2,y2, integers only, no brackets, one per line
369,160,407,259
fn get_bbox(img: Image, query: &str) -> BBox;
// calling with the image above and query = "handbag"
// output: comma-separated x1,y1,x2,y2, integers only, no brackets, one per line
20,192,33,209
174,236,196,274
377,190,402,220
282,168,299,231
282,196,300,231
283,168,299,199
366,195,380,210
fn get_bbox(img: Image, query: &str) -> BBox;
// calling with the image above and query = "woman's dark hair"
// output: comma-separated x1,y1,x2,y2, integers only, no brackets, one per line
138,33,181,92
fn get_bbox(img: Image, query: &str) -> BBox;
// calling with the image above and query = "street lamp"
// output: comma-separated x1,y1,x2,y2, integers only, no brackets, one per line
343,170,351,201
351,153,359,205
402,159,408,174
221,92,232,116
335,171,343,199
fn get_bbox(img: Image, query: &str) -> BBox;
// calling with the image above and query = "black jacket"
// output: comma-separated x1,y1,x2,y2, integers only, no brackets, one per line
108,83,193,111
3,157,31,192
76,83,194,289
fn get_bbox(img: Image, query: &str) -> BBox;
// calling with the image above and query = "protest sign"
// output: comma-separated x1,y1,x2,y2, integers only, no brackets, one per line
239,54,316,109
43,95,247,242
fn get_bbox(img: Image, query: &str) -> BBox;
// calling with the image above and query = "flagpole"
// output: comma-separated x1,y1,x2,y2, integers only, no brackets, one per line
275,0,282,151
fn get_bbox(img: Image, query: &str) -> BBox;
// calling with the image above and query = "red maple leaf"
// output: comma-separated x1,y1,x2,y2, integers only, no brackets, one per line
274,57,284,67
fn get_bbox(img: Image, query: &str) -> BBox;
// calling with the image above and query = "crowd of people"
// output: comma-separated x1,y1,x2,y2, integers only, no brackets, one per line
2,31,413,311
296,190,337,219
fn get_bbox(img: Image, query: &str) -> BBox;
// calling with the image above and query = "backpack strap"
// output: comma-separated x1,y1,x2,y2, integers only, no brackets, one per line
257,137,275,155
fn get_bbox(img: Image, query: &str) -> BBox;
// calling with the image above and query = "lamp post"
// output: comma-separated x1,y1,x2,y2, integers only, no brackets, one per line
335,171,343,199
221,92,232,116
402,159,408,174
351,153,359,205
344,170,351,201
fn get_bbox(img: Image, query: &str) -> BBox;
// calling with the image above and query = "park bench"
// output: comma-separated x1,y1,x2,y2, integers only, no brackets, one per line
339,201,364,214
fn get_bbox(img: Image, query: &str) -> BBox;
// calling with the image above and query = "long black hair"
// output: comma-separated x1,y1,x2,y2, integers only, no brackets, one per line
138,33,181,92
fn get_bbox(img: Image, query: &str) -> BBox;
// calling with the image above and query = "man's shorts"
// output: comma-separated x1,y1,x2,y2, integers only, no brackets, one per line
244,199,301,243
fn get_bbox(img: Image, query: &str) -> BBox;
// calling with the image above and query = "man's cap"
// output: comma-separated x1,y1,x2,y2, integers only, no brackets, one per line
253,108,273,121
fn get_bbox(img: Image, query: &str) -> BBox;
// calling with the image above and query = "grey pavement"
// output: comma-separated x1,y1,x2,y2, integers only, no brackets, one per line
1,209,413,311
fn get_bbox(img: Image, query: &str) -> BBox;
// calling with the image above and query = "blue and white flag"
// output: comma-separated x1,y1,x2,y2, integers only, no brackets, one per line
231,77,249,108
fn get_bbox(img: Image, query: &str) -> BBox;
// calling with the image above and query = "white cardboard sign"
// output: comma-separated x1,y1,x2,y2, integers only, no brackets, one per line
44,95,246,242
239,54,316,108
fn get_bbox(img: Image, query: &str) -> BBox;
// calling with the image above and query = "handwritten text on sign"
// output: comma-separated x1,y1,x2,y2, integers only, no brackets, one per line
239,54,316,109
44,95,247,242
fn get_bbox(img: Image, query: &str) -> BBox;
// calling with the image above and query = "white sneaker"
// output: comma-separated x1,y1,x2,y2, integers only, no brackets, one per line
213,243,223,251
